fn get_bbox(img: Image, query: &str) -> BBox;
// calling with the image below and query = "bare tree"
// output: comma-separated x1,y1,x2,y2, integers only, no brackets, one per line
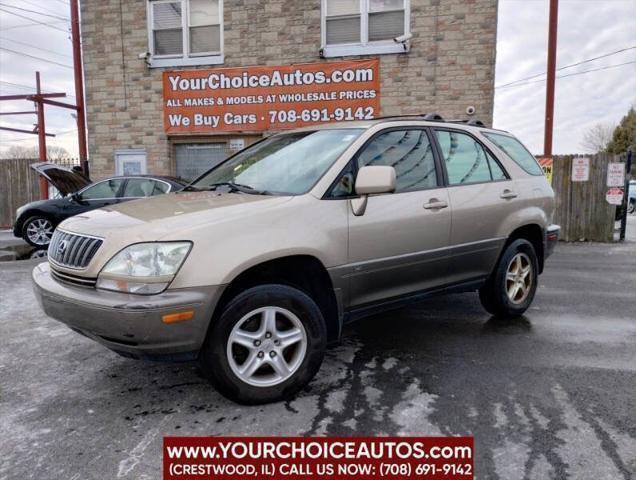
0,145,71,160
580,123,615,153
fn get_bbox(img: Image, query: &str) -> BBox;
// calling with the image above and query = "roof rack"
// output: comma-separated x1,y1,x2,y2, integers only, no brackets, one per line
372,114,490,128
448,119,486,127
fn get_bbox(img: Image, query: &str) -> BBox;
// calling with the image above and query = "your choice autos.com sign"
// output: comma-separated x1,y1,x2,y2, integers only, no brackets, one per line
163,59,380,133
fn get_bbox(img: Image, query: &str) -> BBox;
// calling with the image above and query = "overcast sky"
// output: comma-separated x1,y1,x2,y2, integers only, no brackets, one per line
0,0,635,158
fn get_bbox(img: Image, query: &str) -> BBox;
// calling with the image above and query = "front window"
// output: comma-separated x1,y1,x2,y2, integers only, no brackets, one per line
80,179,125,200
192,129,364,195
322,0,409,57
148,0,223,67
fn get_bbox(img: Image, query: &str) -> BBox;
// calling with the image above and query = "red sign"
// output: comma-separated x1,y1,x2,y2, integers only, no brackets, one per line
164,436,473,479
163,60,381,134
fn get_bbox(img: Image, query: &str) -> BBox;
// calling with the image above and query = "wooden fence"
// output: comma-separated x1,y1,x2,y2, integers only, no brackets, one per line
551,153,621,242
0,159,44,229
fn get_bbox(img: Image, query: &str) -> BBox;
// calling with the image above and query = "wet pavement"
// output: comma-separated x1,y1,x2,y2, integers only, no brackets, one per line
0,219,634,479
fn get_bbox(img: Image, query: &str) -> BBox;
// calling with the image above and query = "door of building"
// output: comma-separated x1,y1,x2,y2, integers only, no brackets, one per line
175,143,226,182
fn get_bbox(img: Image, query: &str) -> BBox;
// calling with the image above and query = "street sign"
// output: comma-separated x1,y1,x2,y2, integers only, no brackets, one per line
606,187,624,205
571,157,590,182
606,162,625,187
538,157,553,184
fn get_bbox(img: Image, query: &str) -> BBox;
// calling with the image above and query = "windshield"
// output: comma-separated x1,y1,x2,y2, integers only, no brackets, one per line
191,129,364,195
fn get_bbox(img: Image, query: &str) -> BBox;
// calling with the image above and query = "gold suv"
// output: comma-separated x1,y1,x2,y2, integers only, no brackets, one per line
33,116,560,404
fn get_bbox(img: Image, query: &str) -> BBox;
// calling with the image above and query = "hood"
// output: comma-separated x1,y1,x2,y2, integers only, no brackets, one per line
59,190,294,240
30,162,91,196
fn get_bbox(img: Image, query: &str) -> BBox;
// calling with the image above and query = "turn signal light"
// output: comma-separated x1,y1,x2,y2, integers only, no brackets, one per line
162,311,194,324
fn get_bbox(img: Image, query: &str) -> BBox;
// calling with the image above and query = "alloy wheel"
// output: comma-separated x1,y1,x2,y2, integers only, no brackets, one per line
26,218,54,246
226,306,307,387
505,252,533,305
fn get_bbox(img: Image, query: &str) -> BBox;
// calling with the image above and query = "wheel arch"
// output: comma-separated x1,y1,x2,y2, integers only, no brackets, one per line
209,254,342,344
505,223,545,273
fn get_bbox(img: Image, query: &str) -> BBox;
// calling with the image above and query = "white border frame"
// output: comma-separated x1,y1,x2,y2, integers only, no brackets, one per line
321,0,410,57
147,0,224,68
114,149,148,176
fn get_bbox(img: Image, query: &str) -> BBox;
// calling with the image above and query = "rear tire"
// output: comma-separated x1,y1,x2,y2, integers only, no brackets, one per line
479,239,538,317
200,284,327,404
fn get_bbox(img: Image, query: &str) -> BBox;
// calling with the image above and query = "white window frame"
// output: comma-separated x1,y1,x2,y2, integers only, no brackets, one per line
147,0,224,68
114,149,147,176
321,0,410,58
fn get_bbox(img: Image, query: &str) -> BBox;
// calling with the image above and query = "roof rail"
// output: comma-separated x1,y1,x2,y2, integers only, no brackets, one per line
423,113,445,121
448,119,486,127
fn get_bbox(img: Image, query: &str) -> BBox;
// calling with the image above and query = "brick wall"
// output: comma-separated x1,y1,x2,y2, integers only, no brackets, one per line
80,0,498,179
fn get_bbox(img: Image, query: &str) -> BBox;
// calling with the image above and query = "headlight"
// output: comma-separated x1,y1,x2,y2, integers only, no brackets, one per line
96,242,191,294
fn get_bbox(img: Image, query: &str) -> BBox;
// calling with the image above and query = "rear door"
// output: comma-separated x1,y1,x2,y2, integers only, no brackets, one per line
433,128,516,284
343,128,452,307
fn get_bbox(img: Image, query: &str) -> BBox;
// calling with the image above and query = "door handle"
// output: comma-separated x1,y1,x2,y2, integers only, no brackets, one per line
423,199,449,210
500,190,518,199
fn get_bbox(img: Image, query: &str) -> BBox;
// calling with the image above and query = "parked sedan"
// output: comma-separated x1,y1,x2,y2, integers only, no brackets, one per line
14,163,185,247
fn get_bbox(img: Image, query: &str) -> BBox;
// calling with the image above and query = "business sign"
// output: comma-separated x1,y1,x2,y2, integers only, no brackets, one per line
163,60,380,134
538,156,553,184
606,162,625,187
571,157,590,182
606,187,624,205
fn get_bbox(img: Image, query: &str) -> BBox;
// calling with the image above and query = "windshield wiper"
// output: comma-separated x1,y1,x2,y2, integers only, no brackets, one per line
202,182,269,195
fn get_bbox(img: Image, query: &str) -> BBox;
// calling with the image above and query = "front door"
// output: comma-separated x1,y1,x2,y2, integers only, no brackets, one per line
345,128,452,307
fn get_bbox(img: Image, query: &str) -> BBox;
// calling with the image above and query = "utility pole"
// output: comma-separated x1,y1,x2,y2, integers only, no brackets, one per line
543,0,559,157
70,0,89,177
35,72,48,198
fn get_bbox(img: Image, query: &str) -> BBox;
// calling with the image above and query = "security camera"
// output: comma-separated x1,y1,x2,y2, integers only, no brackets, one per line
466,105,476,116
393,33,413,43
138,51,150,59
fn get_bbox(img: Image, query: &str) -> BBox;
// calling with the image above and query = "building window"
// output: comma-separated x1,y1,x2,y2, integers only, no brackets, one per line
147,0,223,67
322,0,410,58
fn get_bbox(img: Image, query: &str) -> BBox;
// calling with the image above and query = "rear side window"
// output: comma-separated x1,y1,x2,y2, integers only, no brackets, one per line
483,132,543,175
357,129,438,192
435,130,507,185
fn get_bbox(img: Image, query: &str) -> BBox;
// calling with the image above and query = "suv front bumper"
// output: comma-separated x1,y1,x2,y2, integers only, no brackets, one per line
32,262,224,360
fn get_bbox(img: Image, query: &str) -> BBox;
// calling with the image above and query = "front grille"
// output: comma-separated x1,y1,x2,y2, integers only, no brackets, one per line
48,230,103,269
50,267,97,288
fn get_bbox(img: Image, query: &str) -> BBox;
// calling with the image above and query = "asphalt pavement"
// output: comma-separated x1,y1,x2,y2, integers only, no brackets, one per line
1,218,634,479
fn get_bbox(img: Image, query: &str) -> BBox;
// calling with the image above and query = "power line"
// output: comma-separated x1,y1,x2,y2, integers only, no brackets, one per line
0,36,72,58
0,3,69,21
0,80,76,98
0,19,68,31
496,46,636,88
20,0,67,17
0,7,69,33
497,60,636,89
0,46,73,68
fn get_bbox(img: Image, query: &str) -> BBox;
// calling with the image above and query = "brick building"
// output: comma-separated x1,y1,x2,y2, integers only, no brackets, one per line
80,0,498,180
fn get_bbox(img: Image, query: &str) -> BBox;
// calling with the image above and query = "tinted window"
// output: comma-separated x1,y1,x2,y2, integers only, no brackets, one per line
357,129,437,192
487,151,508,180
436,130,496,185
81,179,124,199
123,179,160,197
153,181,170,194
483,132,543,175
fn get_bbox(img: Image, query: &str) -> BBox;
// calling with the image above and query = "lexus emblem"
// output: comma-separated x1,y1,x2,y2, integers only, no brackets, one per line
57,240,68,256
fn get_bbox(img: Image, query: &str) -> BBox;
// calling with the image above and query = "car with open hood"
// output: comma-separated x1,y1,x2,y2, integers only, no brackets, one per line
32,116,559,404
13,163,185,247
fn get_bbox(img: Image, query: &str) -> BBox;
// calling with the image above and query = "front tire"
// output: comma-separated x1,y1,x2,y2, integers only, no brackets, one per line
200,284,327,404
479,239,539,317
22,216,55,247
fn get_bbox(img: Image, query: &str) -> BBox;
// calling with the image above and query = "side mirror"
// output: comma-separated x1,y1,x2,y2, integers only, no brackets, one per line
351,166,396,216
71,192,82,202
